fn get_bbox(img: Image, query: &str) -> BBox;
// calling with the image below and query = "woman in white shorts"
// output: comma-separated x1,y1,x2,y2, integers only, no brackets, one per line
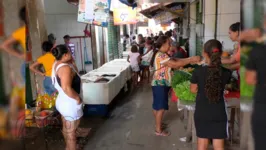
51,45,83,150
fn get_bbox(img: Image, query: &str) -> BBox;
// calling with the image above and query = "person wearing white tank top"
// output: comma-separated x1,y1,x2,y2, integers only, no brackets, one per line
51,45,83,150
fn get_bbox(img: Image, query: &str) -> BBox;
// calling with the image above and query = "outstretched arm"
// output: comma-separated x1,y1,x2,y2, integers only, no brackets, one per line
163,56,201,69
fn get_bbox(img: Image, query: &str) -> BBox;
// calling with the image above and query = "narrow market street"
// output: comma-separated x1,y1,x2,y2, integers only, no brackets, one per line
10,84,239,150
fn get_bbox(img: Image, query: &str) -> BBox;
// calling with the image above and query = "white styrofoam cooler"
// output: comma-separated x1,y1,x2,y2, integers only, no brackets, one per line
81,72,121,105
81,59,132,105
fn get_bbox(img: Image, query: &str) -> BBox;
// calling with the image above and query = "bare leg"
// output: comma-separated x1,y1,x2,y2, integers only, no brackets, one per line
133,73,137,86
137,72,141,84
147,68,150,82
197,138,209,150
213,139,224,150
155,109,164,132
9,96,19,138
62,117,80,150
153,110,157,118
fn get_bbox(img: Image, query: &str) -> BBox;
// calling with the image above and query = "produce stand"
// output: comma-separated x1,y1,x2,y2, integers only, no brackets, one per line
178,93,240,144
23,108,61,149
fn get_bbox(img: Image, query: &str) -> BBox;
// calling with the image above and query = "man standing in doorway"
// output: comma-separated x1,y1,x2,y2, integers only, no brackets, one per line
63,35,75,59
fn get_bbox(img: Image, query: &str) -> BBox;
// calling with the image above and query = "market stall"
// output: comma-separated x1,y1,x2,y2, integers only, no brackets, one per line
81,59,131,116
171,65,240,144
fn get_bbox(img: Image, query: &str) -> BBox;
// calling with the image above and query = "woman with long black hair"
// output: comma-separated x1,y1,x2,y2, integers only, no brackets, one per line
190,39,232,150
151,36,200,136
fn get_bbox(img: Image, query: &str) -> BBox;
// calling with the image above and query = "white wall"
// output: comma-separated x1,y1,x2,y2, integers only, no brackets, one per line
43,0,93,72
204,0,240,51
189,2,197,56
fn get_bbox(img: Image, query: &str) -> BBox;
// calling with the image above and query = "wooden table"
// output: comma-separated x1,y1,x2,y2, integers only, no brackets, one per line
179,98,240,144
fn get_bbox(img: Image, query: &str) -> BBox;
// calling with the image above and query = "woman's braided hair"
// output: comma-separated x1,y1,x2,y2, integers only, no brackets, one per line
204,39,223,103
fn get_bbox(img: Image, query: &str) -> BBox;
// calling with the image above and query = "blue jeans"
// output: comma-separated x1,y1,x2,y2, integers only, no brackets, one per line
21,63,26,83
43,77,57,95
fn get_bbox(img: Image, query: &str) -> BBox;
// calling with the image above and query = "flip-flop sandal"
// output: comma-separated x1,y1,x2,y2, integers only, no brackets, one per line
155,130,171,137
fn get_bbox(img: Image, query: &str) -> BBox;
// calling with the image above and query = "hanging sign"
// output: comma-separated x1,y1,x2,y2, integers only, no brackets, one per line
153,11,177,25
113,7,137,25
77,0,109,27
93,0,109,26
77,0,93,23
153,4,184,25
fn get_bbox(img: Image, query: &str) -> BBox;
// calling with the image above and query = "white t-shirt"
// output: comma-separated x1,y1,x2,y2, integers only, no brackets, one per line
129,52,140,66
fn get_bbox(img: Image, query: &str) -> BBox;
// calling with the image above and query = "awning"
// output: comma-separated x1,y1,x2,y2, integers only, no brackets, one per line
139,2,186,19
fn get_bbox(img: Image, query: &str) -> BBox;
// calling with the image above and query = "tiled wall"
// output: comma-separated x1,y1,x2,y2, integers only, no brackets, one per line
204,0,240,51
44,0,93,71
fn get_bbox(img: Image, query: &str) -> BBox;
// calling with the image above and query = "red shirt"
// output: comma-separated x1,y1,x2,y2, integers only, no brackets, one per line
178,47,187,58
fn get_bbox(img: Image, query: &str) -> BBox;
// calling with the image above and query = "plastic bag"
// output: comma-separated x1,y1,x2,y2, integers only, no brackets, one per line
36,93,58,109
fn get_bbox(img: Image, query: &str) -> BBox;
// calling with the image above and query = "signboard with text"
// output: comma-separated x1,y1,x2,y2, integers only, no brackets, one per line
77,0,109,27
113,7,137,25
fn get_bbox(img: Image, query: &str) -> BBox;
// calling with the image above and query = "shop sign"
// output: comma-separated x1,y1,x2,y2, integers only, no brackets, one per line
77,0,109,27
93,0,109,26
113,7,137,25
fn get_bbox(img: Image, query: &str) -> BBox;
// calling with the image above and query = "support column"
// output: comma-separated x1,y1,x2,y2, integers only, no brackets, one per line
26,0,48,101
189,2,197,57
196,1,204,56
91,25,98,69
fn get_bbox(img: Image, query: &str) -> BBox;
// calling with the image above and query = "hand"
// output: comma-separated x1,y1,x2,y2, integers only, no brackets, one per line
224,90,229,94
19,54,26,60
77,97,82,105
190,56,201,64
240,29,261,42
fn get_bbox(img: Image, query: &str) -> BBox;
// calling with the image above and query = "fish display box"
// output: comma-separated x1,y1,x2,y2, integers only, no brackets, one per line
81,72,121,105
83,104,108,117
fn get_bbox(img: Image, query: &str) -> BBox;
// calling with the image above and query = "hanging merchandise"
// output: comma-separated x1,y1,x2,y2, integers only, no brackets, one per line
79,38,87,75
83,24,92,65
84,24,91,37
83,37,91,65
119,0,137,9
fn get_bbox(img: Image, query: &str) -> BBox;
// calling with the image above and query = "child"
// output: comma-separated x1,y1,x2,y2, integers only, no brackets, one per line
30,41,57,95
127,45,141,86
190,39,232,149
140,40,154,82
